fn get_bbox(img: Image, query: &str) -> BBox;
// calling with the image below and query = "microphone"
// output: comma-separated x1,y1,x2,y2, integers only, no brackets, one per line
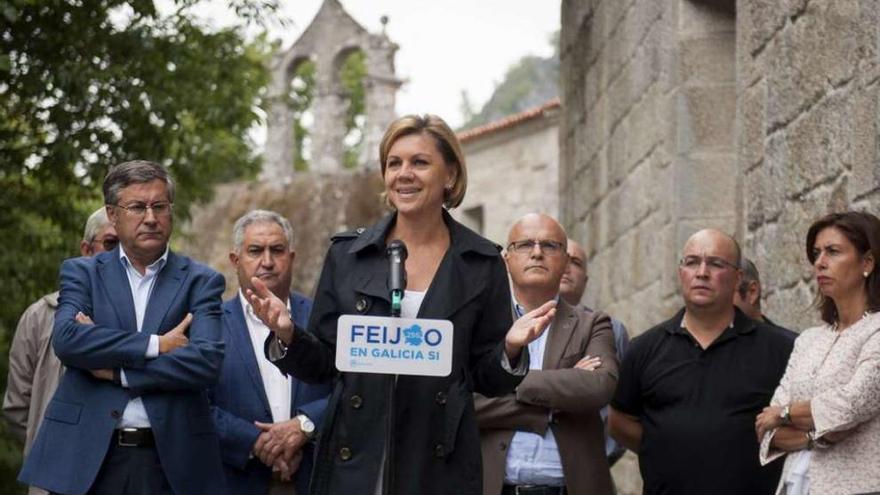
386,239,408,317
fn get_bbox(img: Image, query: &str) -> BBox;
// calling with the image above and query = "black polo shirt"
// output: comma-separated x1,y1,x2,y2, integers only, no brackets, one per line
612,307,794,495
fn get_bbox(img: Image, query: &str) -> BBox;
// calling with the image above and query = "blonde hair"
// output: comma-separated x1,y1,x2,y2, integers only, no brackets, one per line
378,114,467,209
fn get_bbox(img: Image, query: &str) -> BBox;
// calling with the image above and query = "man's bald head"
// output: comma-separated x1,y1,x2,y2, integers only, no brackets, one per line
505,214,569,309
682,229,741,265
679,229,743,312
507,213,568,247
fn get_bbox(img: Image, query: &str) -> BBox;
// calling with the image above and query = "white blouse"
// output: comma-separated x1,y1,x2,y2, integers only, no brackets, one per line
760,312,880,494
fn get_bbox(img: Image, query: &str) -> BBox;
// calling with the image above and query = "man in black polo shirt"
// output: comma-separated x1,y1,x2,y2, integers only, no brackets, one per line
609,229,794,494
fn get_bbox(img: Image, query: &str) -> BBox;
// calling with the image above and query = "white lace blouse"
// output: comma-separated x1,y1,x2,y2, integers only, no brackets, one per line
760,312,880,494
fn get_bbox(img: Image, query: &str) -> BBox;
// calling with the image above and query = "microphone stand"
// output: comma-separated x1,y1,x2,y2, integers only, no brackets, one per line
383,240,407,494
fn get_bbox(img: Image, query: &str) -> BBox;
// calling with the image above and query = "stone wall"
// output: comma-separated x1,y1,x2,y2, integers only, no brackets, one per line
561,0,880,492
738,0,880,331
453,109,560,246
560,0,737,334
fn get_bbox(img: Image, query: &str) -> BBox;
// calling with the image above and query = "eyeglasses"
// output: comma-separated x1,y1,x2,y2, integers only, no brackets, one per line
92,237,119,252
507,239,566,256
679,255,739,272
113,202,173,218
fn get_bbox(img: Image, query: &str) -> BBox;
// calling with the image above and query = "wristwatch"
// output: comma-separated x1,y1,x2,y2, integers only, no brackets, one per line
779,405,792,426
296,414,316,439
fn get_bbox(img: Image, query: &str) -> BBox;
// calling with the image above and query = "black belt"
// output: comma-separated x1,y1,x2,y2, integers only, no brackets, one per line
113,428,155,447
502,485,566,495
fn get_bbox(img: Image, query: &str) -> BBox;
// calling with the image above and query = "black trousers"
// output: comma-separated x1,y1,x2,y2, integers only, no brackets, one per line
84,440,173,495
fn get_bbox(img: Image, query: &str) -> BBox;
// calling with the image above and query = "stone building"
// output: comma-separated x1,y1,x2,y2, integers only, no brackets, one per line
560,0,880,492
453,99,561,245
262,0,401,180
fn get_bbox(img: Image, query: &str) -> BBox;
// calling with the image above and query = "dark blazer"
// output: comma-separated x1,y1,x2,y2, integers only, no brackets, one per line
266,210,522,495
19,248,226,495
209,292,331,495
475,300,618,495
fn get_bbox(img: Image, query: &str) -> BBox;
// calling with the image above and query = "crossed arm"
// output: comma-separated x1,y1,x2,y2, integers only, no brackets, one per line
52,258,225,393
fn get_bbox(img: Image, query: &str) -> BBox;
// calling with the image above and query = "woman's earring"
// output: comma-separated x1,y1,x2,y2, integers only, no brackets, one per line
865,271,871,278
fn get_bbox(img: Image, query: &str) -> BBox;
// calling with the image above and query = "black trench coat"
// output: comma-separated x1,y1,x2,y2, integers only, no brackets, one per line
269,210,522,494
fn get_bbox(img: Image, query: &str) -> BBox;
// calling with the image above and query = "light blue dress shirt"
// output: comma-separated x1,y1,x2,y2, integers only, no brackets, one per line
503,299,565,486
117,246,165,428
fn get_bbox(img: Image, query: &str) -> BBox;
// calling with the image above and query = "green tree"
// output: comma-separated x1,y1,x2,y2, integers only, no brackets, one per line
0,1,274,490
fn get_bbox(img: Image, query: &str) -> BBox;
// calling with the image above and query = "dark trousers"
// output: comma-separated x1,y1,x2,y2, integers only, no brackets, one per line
84,440,173,495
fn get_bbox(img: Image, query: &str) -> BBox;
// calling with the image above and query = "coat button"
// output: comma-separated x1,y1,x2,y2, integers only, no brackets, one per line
356,227,366,234
339,447,352,461
355,298,368,313
435,392,447,405
350,395,363,409
434,443,444,458
110,410,121,419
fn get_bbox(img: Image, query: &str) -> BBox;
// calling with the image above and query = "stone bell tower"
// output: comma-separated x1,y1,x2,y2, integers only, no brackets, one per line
262,0,402,181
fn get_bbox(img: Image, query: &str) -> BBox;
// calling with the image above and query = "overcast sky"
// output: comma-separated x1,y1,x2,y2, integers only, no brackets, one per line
188,0,561,129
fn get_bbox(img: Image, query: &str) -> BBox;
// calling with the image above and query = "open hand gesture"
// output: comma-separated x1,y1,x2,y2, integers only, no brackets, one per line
504,300,556,361
246,277,294,344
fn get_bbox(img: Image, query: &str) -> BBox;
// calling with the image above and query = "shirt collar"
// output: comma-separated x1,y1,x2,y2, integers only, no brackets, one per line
119,244,169,273
667,307,757,337
513,295,561,318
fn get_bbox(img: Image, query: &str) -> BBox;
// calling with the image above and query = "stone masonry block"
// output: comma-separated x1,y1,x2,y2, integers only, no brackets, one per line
847,86,880,200
763,280,818,333
674,153,739,220
784,89,854,197
677,84,737,153
679,32,735,87
767,0,862,130
737,78,767,170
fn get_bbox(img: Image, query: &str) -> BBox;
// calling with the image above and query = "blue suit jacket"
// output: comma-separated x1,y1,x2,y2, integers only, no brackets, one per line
19,248,227,495
209,293,330,495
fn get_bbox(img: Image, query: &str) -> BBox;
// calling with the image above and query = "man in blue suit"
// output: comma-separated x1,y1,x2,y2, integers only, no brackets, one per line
19,160,226,495
209,210,330,495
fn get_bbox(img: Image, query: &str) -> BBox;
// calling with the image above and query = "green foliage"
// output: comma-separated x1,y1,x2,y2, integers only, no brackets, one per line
0,1,273,490
461,31,560,130
339,49,366,168
288,59,315,172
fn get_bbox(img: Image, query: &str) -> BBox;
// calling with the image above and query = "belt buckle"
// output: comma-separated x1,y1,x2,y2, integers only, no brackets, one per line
117,428,139,447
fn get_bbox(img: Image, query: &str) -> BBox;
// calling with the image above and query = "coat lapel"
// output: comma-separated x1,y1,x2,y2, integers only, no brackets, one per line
141,252,187,335
96,250,137,332
225,299,271,412
543,300,578,370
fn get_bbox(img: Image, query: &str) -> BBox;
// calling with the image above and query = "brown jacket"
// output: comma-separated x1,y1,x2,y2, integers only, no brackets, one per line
474,300,618,495
2,292,63,495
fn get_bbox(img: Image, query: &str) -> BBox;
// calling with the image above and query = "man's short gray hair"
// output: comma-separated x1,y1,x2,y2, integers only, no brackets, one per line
232,210,294,253
82,207,111,243
737,257,761,298
103,160,175,206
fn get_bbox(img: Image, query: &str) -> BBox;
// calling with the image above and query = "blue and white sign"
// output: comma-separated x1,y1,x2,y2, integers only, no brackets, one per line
336,315,454,376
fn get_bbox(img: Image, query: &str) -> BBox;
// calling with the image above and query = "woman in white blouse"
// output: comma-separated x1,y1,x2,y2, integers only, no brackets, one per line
755,210,880,495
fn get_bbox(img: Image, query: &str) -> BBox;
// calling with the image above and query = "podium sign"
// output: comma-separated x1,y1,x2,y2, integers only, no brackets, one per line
336,315,454,376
